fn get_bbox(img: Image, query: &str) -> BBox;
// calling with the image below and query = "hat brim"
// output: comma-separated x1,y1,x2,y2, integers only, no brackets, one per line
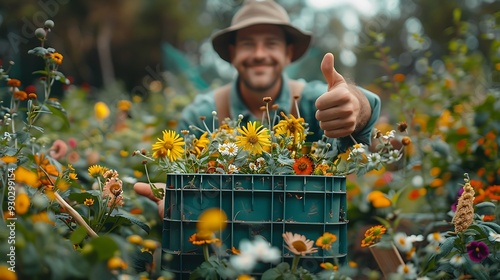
212,21,312,63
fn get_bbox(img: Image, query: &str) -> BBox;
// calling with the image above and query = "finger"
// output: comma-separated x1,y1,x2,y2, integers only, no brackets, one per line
134,182,165,202
321,53,346,90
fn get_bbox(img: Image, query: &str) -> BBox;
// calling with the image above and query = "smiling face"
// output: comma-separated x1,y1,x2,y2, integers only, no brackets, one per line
229,24,293,93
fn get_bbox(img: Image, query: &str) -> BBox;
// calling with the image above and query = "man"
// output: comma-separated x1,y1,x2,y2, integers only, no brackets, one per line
134,0,380,216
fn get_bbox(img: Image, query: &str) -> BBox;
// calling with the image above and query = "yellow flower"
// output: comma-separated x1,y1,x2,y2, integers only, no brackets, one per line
1,156,17,164
15,193,30,215
236,121,271,155
142,239,158,251
88,165,107,178
190,132,210,157
55,178,70,191
83,198,94,206
367,190,392,208
320,262,338,271
14,166,40,188
197,208,227,233
50,52,63,65
237,275,255,280
107,256,127,270
94,101,110,120
117,100,132,111
0,265,17,280
127,234,143,245
315,232,337,250
282,232,318,256
152,130,185,161
273,112,306,146
30,211,54,224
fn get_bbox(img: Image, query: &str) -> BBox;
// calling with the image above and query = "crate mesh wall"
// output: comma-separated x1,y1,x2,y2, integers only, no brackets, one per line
162,174,348,278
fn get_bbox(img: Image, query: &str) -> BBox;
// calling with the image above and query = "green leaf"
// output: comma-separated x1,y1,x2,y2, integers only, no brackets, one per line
436,236,457,259
479,221,500,233
68,192,98,204
44,100,70,129
69,225,89,244
15,130,31,144
32,70,50,76
107,214,150,234
88,236,119,261
464,258,489,280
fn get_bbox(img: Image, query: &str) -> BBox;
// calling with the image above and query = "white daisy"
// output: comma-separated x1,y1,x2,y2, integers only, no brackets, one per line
489,231,500,242
426,232,445,245
394,232,413,252
450,254,465,267
225,142,239,156
218,143,228,155
397,263,417,279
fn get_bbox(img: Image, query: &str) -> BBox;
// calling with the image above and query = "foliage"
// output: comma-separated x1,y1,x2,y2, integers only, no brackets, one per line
0,20,172,280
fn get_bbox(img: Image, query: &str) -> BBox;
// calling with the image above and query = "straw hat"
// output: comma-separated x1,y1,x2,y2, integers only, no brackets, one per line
211,0,312,62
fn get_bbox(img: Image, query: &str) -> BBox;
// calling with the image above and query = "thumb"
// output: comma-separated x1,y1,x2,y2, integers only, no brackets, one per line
321,53,345,90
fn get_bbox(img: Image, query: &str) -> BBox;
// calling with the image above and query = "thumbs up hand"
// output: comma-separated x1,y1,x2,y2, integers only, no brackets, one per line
315,53,369,139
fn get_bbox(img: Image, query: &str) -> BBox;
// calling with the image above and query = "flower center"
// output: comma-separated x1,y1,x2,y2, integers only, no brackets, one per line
298,162,308,171
248,135,258,144
164,142,174,150
292,240,307,252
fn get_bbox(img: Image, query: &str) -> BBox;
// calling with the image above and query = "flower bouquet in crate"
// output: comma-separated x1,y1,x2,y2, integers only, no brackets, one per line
136,99,408,278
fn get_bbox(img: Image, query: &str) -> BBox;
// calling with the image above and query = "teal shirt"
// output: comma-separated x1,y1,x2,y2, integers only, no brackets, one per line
179,74,381,155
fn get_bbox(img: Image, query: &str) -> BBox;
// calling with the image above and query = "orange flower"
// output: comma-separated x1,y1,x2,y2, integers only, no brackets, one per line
50,52,63,65
188,230,220,245
393,73,405,82
13,91,28,100
292,155,314,175
7,79,21,87
485,185,500,201
367,190,391,208
429,178,444,188
315,232,337,250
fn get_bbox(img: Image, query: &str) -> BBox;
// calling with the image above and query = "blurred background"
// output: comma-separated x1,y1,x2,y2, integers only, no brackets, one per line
1,0,499,99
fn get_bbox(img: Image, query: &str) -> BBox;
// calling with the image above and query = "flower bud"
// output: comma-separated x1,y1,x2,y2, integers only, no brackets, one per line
35,28,46,40
44,20,55,29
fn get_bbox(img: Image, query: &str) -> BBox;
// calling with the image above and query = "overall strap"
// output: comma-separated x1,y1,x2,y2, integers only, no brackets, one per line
213,84,231,125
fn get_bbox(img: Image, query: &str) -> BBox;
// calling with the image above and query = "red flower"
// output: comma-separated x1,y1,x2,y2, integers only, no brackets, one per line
292,156,314,175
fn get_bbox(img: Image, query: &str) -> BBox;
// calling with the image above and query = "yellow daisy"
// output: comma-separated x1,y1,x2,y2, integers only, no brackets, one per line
197,208,227,232
152,130,185,161
15,193,30,215
88,165,107,178
83,198,94,206
236,121,271,155
273,112,306,145
191,132,210,157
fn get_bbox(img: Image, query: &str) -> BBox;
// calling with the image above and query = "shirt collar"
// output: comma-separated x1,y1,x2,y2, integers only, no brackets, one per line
229,74,293,122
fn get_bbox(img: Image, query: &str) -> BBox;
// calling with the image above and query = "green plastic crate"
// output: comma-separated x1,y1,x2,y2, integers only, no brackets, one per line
162,174,348,278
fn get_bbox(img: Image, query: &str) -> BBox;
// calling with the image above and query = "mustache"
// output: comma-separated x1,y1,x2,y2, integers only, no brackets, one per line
244,59,274,67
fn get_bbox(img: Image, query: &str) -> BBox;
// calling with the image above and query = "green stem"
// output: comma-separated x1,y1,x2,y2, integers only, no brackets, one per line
202,244,210,262
291,255,301,273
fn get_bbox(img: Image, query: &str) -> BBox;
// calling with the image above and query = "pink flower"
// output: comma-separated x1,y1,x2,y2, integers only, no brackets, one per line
49,139,68,160
67,137,78,149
